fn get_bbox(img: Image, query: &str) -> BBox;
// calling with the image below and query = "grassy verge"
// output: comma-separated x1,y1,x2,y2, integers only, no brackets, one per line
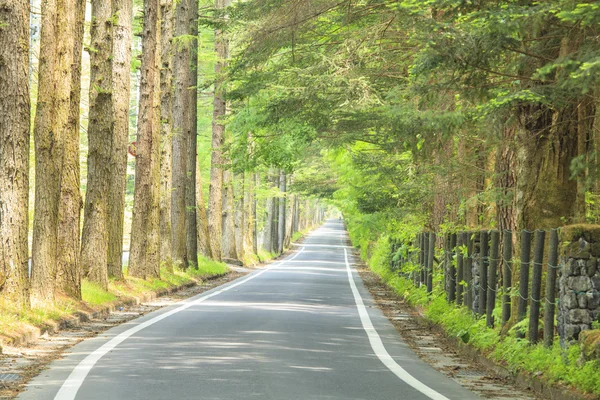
362,233,600,396
0,257,229,344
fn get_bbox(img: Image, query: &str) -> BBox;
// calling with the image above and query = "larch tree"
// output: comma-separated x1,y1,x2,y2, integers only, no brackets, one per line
56,0,86,299
277,170,286,253
222,169,237,260
129,0,162,279
80,0,114,290
208,0,231,261
31,0,75,303
171,0,191,268
160,0,174,271
185,0,199,267
107,0,134,280
0,0,31,307
196,163,212,257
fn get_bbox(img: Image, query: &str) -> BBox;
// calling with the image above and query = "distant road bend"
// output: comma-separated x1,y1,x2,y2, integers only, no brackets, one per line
21,220,480,400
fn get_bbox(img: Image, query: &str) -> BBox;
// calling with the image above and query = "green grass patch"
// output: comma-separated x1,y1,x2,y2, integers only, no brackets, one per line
82,280,118,305
257,249,277,262
362,234,600,396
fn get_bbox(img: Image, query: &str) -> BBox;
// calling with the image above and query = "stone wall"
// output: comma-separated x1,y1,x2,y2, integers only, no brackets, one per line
558,225,600,345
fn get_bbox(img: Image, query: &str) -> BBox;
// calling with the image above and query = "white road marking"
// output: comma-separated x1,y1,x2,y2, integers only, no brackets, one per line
54,247,305,400
343,248,450,400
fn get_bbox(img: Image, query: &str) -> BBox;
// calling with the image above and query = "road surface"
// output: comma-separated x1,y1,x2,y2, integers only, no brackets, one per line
20,220,480,400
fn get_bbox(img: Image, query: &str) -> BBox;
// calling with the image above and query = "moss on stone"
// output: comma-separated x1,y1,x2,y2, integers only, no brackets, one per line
561,224,600,244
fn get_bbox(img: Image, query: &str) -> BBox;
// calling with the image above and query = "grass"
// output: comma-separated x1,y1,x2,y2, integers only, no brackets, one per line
363,234,600,396
0,256,229,344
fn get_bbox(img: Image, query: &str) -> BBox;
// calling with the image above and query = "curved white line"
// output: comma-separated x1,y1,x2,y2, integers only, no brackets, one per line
54,247,305,400
343,248,450,400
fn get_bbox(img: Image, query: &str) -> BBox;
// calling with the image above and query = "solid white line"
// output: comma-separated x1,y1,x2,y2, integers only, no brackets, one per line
343,248,450,400
54,247,305,400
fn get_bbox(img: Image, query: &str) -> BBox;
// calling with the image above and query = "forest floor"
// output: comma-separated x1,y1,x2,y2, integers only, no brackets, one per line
355,257,542,400
0,271,246,399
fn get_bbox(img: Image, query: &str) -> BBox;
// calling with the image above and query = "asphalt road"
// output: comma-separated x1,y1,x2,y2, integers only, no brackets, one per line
20,220,480,400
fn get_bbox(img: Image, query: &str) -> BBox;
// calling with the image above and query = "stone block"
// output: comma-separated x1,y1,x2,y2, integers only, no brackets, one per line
578,293,588,308
563,291,578,309
567,276,592,293
569,309,592,325
592,275,600,290
562,258,578,276
579,330,600,362
564,324,581,341
564,240,591,259
587,258,599,277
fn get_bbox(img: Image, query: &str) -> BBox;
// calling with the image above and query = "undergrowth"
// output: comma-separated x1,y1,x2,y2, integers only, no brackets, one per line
355,230,600,396
0,256,228,343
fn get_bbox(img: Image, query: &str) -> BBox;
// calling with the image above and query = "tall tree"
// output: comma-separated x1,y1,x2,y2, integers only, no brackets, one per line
196,162,212,257
277,170,286,253
171,0,191,268
185,0,199,267
129,0,162,279
56,0,86,299
0,0,31,307
160,0,174,270
222,169,237,259
208,0,230,261
107,0,134,280
31,0,75,303
80,0,114,290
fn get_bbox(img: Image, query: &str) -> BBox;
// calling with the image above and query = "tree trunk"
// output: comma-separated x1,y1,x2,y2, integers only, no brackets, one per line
234,173,245,261
129,0,161,279
196,162,212,257
80,0,113,290
277,170,286,253
56,0,85,299
243,173,257,264
0,0,31,307
221,168,237,259
253,172,259,255
208,0,230,261
171,0,190,268
185,0,198,267
263,171,275,254
32,0,74,303
159,0,174,271
107,0,133,280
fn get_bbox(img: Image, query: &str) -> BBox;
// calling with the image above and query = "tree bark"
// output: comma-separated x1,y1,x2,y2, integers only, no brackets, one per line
80,0,113,290
32,0,74,302
234,173,245,261
129,0,161,279
171,0,191,268
56,0,85,299
196,162,212,257
262,169,276,254
243,173,257,264
107,0,133,280
159,0,174,271
208,0,230,261
0,0,31,307
185,0,199,267
277,170,286,253
221,168,237,259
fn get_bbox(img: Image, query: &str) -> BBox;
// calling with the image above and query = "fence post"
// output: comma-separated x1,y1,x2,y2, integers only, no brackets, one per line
517,230,533,338
544,229,559,347
427,232,435,294
528,230,545,344
456,232,465,305
422,233,429,287
502,230,513,326
448,233,457,303
479,230,489,317
487,230,499,327
465,232,474,310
